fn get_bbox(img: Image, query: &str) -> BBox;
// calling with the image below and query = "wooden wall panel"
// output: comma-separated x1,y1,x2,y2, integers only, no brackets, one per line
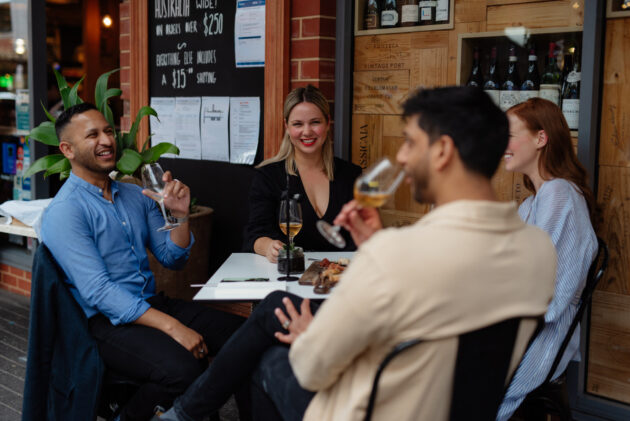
599,19,630,167
410,48,449,90
486,0,584,31
351,114,383,170
353,70,410,114
354,34,413,72
587,290,630,403
454,0,487,23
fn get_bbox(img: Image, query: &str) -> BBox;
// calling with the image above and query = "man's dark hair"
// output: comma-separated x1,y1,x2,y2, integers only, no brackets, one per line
402,86,509,179
55,102,98,142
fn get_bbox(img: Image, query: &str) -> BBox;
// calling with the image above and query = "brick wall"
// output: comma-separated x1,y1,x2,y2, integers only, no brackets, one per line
290,0,336,109
0,264,31,297
120,1,131,132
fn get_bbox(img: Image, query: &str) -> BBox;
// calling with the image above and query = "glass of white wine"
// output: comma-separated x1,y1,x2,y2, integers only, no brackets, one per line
317,157,404,248
279,199,302,248
141,163,180,232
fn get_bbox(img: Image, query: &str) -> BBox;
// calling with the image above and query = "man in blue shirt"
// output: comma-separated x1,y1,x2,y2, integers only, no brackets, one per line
41,103,244,420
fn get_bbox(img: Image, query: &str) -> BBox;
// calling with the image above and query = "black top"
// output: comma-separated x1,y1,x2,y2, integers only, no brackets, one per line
243,158,362,252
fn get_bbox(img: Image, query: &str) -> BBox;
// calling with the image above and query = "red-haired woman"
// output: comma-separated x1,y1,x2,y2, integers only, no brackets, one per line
497,97,598,420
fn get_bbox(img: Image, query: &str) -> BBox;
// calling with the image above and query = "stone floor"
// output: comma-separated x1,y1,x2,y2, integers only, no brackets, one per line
0,288,239,421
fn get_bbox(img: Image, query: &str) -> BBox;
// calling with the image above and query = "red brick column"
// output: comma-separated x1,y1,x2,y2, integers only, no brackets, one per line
120,1,131,132
0,264,32,297
290,0,336,105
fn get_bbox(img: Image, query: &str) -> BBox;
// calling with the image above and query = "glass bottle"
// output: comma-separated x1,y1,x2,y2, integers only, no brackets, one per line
520,46,540,102
561,48,580,130
400,0,419,27
381,0,399,28
365,0,380,30
500,44,520,112
483,46,500,106
539,42,562,106
466,47,483,88
418,1,436,25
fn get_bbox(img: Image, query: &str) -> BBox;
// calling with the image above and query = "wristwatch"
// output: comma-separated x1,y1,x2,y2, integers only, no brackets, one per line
172,215,189,223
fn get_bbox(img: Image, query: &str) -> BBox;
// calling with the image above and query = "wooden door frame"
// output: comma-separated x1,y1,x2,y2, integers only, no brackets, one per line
129,0,290,157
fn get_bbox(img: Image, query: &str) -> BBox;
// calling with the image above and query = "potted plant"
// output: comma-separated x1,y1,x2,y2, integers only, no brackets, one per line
24,68,179,180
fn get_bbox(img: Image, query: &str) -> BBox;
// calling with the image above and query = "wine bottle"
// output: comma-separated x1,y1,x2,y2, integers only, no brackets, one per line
381,0,399,28
500,44,520,112
520,46,540,102
561,48,580,130
435,0,449,22
365,0,380,30
419,1,436,25
467,47,483,87
400,0,419,27
483,46,500,106
539,42,562,106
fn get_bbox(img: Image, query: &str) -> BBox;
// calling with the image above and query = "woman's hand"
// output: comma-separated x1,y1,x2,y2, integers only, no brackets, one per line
264,240,285,263
334,200,383,247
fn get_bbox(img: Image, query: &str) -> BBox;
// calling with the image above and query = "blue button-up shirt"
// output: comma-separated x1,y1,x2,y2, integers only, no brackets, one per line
41,173,194,325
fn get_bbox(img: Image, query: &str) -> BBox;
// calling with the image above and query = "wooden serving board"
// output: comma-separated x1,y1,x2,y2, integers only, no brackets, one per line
299,261,324,286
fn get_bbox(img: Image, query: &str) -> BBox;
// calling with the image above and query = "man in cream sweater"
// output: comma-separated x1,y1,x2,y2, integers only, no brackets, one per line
156,86,556,421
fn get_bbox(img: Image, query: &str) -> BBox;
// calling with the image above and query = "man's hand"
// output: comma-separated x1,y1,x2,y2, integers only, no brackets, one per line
333,200,383,247
142,170,190,218
167,323,209,360
274,297,313,345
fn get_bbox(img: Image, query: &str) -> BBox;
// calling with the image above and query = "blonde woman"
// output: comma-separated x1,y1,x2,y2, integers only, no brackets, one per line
243,85,361,262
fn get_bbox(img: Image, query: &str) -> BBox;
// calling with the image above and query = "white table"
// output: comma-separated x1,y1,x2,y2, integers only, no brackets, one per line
193,251,354,301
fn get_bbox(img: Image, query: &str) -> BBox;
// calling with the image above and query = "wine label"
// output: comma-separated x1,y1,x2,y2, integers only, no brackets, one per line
539,84,561,106
520,90,539,102
364,14,378,29
436,0,449,21
500,90,520,112
528,55,537,61
509,56,517,62
381,10,399,26
562,99,580,129
401,5,419,23
567,71,581,83
485,89,500,107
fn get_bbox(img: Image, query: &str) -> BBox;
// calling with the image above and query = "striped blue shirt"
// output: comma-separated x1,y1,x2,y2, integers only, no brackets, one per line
497,178,597,420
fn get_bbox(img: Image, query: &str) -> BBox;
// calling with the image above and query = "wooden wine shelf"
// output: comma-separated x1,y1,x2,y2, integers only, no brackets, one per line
354,0,454,37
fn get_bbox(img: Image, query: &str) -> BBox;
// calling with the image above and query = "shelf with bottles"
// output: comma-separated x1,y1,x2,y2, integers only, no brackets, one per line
354,0,454,36
457,27,583,134
607,0,630,18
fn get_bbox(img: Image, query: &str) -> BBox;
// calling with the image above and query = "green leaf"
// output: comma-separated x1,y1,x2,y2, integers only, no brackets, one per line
23,154,66,178
60,169,71,180
54,69,71,109
127,106,158,150
68,75,85,106
140,142,179,164
44,156,72,178
53,68,68,91
28,121,59,146
94,68,119,112
103,103,115,134
115,130,125,158
116,149,144,175
98,88,122,113
140,134,152,152
41,100,56,123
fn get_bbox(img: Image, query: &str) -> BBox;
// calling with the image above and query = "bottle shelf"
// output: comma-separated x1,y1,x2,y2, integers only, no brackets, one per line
354,0,454,37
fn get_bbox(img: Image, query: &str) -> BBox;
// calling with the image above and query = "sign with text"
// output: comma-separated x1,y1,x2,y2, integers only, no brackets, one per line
353,70,410,115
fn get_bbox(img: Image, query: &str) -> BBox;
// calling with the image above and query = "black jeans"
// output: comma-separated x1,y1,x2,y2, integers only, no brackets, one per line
88,293,245,421
173,291,319,421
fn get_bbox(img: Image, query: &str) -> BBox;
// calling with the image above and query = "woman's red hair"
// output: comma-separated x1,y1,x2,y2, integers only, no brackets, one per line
507,98,597,226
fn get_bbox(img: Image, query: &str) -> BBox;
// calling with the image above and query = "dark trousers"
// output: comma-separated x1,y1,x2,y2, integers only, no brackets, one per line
173,291,318,421
88,293,245,421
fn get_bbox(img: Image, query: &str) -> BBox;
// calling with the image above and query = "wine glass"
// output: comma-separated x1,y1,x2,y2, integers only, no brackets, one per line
317,157,404,248
141,163,180,232
279,199,302,248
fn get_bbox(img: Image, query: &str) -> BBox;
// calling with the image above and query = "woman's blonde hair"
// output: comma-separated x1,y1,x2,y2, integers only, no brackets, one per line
258,84,334,180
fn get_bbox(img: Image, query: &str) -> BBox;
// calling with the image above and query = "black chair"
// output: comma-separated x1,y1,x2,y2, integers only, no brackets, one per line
517,237,609,421
364,316,543,421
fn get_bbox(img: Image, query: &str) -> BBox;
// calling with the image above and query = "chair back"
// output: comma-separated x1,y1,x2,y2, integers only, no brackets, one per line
542,237,608,384
363,317,540,421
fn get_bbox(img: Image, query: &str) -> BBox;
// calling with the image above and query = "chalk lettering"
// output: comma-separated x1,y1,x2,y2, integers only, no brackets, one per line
196,0,217,9
197,72,217,84
185,20,198,33
197,49,217,64
165,23,181,35
156,52,181,67
154,0,191,19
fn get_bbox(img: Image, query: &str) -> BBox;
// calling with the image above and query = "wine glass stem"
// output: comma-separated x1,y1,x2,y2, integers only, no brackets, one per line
158,199,170,225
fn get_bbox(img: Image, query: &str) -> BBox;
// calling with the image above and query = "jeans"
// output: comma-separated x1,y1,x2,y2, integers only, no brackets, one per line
173,291,320,421
88,292,245,421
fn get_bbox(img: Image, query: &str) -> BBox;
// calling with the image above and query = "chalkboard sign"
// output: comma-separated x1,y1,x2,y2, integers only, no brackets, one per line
149,0,264,99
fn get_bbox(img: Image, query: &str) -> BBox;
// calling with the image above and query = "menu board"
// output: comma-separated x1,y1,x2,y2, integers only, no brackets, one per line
148,0,264,163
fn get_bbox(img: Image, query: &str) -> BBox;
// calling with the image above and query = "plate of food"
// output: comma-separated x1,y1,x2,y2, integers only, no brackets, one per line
299,257,350,294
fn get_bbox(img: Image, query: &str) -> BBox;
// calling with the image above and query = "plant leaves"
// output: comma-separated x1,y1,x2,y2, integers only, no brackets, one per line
60,169,71,180
94,68,119,112
44,156,72,178
68,75,85,106
98,88,122,113
28,121,59,146
41,100,56,123
126,106,158,150
54,69,71,109
140,134,152,152
140,142,179,164
23,154,66,178
116,149,144,175
53,68,68,91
